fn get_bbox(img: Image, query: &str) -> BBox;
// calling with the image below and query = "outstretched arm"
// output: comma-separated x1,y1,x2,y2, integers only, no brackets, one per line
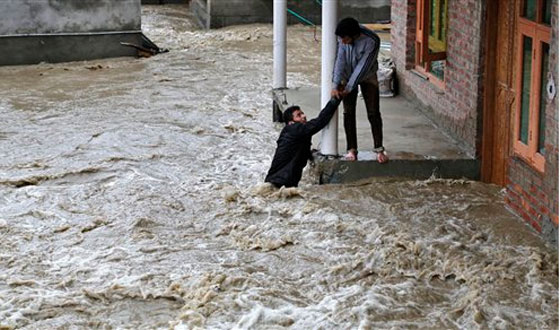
294,97,342,137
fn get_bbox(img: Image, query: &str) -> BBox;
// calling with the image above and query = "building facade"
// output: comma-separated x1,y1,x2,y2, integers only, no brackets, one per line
0,0,153,66
392,0,558,244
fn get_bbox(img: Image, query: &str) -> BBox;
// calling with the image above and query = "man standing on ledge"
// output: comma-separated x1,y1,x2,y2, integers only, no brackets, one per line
331,17,388,163
265,97,342,188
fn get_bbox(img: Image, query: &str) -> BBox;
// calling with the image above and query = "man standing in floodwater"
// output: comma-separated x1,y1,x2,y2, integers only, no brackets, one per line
265,97,342,188
331,17,388,164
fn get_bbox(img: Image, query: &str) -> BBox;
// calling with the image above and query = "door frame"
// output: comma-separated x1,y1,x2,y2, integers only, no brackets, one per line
481,0,517,185
481,0,499,183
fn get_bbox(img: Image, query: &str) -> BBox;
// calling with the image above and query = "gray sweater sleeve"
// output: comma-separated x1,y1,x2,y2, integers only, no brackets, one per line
332,40,347,90
344,35,379,93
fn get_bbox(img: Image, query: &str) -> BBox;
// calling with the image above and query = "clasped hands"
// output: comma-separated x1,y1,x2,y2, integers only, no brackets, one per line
331,85,349,100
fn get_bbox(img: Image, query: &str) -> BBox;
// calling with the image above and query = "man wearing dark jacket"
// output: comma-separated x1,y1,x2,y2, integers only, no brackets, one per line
265,97,342,188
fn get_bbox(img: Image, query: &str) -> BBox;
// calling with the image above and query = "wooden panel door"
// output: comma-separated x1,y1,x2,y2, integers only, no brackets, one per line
481,0,519,185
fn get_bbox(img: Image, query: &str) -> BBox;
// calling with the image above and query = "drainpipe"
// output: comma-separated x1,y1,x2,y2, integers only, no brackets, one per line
319,0,338,156
272,0,287,122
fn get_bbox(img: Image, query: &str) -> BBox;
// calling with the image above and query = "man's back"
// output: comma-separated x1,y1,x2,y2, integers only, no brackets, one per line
265,124,313,188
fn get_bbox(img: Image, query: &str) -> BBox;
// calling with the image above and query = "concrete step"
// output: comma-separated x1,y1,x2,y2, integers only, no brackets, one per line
314,156,479,184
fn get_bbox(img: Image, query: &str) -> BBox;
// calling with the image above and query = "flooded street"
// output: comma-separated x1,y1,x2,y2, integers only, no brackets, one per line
0,5,557,329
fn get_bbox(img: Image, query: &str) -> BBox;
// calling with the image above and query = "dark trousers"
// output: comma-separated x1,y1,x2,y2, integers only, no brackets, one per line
342,76,383,151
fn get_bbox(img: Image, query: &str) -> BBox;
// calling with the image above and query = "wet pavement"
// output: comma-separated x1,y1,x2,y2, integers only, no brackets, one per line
276,88,470,161
0,4,557,330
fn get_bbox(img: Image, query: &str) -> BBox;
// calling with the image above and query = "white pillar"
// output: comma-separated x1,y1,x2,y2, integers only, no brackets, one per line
273,0,287,89
206,0,212,29
319,0,338,156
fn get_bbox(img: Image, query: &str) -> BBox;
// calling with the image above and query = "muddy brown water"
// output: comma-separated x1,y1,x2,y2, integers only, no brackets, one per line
0,5,557,330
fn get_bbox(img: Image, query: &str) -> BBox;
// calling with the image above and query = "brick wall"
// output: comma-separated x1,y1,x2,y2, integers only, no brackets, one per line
391,0,486,157
506,0,559,244
392,0,558,244
390,0,415,69
391,0,560,242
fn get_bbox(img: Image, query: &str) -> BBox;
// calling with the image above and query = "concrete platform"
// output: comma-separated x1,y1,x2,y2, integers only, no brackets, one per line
272,87,479,183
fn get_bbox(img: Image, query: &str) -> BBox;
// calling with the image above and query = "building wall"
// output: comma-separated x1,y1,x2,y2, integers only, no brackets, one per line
505,0,559,244
208,0,272,28
391,0,486,157
392,0,559,245
0,0,146,66
191,0,391,29
142,0,188,4
0,0,140,35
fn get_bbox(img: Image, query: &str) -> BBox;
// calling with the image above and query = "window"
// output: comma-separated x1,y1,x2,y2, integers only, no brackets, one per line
514,0,552,172
415,0,448,85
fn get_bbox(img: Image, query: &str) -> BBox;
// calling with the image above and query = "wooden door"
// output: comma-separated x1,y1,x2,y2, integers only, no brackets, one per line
481,0,519,185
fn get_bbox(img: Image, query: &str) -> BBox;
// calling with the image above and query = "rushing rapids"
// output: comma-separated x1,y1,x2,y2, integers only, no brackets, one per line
0,5,557,329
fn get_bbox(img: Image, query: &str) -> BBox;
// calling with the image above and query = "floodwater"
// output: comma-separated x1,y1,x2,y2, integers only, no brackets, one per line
0,5,557,330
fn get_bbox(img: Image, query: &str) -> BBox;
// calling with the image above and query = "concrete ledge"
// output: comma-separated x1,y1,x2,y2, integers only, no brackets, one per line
315,158,480,184
0,32,147,66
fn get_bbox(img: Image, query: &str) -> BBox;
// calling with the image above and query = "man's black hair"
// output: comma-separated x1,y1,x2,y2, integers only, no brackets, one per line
335,17,361,38
283,105,301,124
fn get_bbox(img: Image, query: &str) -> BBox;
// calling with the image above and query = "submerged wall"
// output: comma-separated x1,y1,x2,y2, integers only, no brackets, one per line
191,0,391,29
0,0,145,65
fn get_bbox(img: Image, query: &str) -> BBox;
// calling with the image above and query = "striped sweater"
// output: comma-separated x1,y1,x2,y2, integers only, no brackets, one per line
332,25,380,93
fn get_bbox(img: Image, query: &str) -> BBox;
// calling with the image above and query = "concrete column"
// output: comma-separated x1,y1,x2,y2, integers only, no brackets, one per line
206,0,212,29
273,0,287,89
320,0,338,156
